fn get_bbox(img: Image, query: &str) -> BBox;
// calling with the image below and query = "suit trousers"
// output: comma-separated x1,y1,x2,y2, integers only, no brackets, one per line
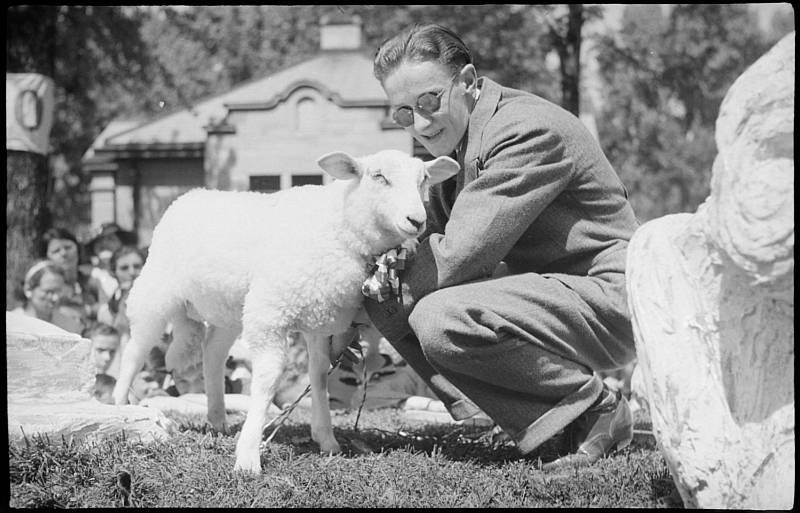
366,271,635,454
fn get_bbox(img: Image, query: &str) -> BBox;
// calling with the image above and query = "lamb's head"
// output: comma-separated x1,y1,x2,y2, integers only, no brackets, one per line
317,149,459,252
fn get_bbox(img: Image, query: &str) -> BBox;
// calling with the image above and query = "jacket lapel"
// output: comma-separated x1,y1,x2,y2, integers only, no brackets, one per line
454,77,502,198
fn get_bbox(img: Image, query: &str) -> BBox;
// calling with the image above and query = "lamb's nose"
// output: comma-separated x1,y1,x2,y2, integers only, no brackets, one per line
407,217,424,231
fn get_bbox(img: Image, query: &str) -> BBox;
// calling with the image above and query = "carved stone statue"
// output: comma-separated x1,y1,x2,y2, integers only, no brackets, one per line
626,32,794,509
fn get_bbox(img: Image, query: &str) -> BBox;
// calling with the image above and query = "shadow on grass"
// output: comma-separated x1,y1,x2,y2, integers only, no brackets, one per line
172,407,662,471
167,406,667,482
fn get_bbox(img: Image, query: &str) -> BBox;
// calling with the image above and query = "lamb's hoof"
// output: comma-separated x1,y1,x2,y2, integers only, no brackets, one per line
209,419,229,435
233,453,262,474
317,439,342,455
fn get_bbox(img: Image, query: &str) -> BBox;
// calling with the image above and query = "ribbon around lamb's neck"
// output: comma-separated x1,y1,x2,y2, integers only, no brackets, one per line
361,247,408,303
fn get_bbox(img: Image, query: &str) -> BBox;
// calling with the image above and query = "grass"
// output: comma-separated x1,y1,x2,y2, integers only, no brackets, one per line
8,406,683,508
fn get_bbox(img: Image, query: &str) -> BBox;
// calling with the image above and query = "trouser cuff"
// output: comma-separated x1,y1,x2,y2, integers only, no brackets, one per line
512,373,604,455
446,398,482,420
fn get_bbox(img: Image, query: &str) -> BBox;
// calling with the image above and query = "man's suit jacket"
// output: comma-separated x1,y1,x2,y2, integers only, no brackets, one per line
367,77,639,344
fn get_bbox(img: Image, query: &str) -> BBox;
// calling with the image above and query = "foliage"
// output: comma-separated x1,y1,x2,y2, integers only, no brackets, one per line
8,408,682,508
6,4,793,234
140,5,562,110
7,6,154,235
593,4,789,222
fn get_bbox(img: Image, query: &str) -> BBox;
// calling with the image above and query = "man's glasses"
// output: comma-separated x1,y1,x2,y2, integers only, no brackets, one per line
391,76,458,128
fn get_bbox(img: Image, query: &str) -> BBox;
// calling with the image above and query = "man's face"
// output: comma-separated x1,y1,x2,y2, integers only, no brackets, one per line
382,60,474,157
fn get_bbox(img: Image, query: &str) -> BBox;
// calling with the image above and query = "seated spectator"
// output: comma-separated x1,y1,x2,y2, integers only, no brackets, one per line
40,227,105,328
86,322,122,376
97,245,145,329
13,260,84,334
86,223,139,302
225,355,252,394
92,373,116,404
96,246,172,387
130,371,170,402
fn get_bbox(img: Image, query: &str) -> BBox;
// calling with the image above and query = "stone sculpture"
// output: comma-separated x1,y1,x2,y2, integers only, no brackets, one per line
626,32,794,509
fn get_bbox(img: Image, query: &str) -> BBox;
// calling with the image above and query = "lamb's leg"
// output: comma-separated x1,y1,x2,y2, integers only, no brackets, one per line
306,333,341,454
234,332,287,474
113,308,171,405
202,324,238,433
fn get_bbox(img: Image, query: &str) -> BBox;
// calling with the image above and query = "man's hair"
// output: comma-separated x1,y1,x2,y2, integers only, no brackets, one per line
87,322,120,340
373,23,472,84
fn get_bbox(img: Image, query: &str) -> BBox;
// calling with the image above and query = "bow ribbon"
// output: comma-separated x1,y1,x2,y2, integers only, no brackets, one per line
362,247,408,303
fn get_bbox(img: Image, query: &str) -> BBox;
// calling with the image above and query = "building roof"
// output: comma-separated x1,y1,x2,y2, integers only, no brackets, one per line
90,50,387,151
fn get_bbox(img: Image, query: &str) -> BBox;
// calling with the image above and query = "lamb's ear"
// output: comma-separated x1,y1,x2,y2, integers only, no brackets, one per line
317,152,362,181
424,156,460,186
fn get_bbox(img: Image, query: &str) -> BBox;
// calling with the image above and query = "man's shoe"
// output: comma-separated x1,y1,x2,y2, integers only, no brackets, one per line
540,387,633,471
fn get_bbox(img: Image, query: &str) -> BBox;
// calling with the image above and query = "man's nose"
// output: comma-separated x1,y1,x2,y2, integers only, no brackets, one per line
413,111,433,132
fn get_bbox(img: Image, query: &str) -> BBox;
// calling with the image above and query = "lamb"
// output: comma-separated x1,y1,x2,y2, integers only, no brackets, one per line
111,149,459,473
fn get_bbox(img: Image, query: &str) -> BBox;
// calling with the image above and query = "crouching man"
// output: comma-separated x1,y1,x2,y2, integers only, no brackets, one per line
364,23,639,468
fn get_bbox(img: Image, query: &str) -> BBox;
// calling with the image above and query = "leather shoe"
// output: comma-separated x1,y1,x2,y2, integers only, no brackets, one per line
540,387,633,471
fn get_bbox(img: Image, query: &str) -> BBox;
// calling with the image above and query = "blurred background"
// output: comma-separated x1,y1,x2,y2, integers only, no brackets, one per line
6,4,795,309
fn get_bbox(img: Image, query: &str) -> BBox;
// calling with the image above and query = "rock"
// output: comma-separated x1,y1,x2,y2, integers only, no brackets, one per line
7,398,176,444
6,311,176,443
6,311,95,400
139,393,281,417
626,32,794,509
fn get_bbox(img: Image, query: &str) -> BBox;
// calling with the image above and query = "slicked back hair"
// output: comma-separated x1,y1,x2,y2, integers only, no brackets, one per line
373,24,472,84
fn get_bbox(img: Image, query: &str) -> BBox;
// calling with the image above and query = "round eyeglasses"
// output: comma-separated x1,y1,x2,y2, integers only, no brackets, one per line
391,76,458,128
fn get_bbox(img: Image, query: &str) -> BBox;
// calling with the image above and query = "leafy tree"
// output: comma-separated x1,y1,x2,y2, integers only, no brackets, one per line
7,5,152,234
594,4,775,222
6,5,152,307
139,5,563,108
354,4,561,101
534,4,603,115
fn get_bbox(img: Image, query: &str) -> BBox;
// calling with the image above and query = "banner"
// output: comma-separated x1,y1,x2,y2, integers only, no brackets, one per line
6,73,55,155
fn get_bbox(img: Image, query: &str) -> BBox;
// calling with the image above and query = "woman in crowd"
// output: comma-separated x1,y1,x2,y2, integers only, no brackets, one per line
40,227,105,329
13,260,83,334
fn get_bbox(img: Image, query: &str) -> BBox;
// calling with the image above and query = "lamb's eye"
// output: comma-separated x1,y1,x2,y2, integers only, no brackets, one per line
372,173,389,185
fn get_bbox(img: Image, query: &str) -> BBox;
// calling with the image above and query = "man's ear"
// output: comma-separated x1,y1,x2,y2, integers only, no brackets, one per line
317,152,362,181
424,156,460,186
459,63,478,94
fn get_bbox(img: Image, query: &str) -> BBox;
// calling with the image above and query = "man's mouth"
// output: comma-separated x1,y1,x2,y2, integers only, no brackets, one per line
422,128,444,142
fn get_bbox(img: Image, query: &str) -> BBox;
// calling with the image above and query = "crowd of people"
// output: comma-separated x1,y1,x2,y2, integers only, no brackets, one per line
10,223,251,404
9,222,413,412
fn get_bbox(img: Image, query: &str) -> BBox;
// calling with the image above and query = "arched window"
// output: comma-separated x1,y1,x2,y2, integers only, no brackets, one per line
295,96,321,132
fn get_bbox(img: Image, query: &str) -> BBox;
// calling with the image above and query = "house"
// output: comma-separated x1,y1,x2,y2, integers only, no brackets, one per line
82,15,423,246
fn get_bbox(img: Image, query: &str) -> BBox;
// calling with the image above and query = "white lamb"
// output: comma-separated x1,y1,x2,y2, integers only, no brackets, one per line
111,149,459,473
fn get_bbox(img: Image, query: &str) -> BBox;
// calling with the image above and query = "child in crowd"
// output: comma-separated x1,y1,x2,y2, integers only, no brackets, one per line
87,322,122,376
86,223,139,302
97,245,146,330
92,373,116,404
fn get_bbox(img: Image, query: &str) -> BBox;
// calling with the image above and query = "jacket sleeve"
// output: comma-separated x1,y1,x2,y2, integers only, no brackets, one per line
365,117,576,341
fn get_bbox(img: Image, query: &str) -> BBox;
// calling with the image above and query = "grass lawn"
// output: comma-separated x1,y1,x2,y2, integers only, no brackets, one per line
8,405,683,508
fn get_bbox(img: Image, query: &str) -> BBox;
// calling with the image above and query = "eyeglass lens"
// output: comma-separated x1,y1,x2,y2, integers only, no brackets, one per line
393,91,443,128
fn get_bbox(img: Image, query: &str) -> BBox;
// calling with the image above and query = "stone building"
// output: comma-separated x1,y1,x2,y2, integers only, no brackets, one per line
82,16,421,246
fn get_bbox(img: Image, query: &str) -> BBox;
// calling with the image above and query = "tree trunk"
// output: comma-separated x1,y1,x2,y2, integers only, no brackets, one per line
6,150,51,309
625,33,794,509
554,4,582,116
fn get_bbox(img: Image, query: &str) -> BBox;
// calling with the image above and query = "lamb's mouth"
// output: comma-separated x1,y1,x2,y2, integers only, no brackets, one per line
397,223,424,238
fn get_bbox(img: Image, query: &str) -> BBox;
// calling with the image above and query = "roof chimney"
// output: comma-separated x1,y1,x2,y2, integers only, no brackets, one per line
319,14,362,51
